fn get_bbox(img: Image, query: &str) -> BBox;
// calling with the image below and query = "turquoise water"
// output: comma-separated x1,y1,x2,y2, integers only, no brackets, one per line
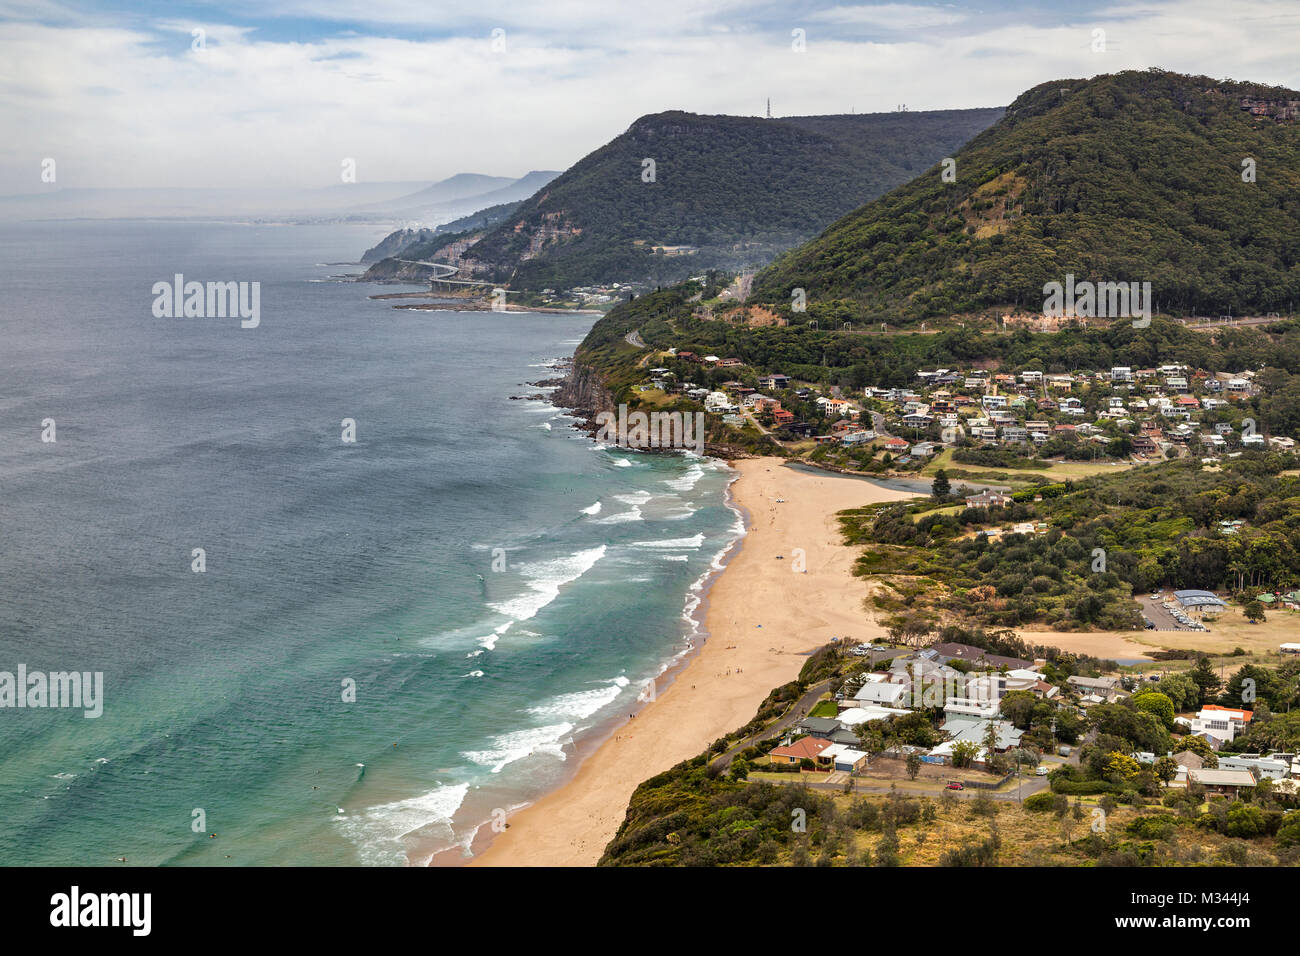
0,221,741,865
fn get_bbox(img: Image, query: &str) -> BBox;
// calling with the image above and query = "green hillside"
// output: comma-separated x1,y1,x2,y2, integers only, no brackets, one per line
752,70,1300,325
459,108,1003,289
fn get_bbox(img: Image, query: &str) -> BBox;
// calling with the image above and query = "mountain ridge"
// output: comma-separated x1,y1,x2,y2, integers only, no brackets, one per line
396,106,1004,290
751,69,1300,324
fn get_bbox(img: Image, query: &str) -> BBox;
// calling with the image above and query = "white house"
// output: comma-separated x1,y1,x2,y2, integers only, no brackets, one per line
854,682,909,709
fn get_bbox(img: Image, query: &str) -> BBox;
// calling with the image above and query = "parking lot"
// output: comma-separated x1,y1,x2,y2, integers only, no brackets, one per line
1138,595,1208,632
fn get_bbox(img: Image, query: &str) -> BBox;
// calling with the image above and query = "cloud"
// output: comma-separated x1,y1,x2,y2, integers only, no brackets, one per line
0,0,1296,194
808,4,970,31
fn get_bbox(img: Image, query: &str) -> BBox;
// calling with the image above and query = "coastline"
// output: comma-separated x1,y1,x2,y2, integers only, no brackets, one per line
466,456,922,866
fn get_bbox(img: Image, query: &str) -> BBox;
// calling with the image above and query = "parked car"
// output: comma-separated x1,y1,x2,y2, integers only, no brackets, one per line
1035,766,1049,776
945,782,964,790
1058,746,1072,757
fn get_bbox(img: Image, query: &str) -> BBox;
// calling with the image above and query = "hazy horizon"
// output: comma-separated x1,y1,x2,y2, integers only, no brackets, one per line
4,0,1299,200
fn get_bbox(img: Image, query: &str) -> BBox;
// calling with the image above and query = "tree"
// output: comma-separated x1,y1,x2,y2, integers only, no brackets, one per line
931,469,952,499
1104,751,1142,780
906,752,922,780
1244,600,1267,623
951,740,980,768
1153,755,1178,786
1157,671,1200,712
1189,656,1222,706
1133,691,1176,729
982,720,1001,764
999,690,1038,730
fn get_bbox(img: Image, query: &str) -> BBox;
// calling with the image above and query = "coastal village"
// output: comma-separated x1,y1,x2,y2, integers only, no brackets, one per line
643,349,1292,466
725,638,1300,802
577,335,1300,866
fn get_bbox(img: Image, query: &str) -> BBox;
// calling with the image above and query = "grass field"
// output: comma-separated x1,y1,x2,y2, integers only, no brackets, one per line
822,792,1288,866
919,447,1138,482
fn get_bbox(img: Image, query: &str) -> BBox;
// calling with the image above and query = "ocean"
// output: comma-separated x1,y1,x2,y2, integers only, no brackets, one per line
0,220,742,865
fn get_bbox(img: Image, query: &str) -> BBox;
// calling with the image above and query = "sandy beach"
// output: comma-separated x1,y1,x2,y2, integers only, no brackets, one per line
470,456,920,866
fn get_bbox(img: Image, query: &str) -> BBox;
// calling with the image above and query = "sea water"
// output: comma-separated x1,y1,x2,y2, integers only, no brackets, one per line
0,220,741,865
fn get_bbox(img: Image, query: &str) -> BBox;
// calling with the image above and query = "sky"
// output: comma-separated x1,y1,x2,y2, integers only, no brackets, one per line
3,0,1299,192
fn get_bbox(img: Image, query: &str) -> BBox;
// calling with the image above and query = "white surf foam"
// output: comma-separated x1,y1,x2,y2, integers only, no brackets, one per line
488,545,607,623
613,491,652,505
334,782,471,867
663,463,705,491
593,505,642,524
461,723,573,774
630,533,705,550
526,677,630,722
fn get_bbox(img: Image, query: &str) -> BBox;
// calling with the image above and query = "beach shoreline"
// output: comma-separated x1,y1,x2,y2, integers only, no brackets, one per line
465,456,922,867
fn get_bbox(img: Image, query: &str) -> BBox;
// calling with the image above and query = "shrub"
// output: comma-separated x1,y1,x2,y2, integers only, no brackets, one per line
1024,792,1058,812
1126,815,1176,840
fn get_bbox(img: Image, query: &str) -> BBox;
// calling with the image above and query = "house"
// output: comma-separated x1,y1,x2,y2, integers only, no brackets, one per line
758,374,790,391
773,409,795,426
836,705,902,727
931,642,1033,671
1187,768,1257,798
1219,754,1290,781
797,716,846,739
1133,434,1158,454
964,491,1013,509
1190,705,1252,744
854,682,909,708
821,743,871,773
768,736,832,766
910,442,939,457
936,715,1023,754
1067,675,1123,700
1172,750,1204,782
884,437,911,455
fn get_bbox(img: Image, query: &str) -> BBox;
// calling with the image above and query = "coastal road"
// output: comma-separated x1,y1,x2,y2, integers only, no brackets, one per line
625,329,646,348
712,676,837,771
396,258,460,279
710,647,907,771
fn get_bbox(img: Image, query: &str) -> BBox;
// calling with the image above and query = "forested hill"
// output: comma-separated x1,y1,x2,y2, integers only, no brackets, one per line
751,70,1300,325
458,107,1003,289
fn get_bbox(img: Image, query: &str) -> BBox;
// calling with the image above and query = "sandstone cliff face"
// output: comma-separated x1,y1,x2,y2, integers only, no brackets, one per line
358,258,434,282
552,361,615,428
360,228,437,264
